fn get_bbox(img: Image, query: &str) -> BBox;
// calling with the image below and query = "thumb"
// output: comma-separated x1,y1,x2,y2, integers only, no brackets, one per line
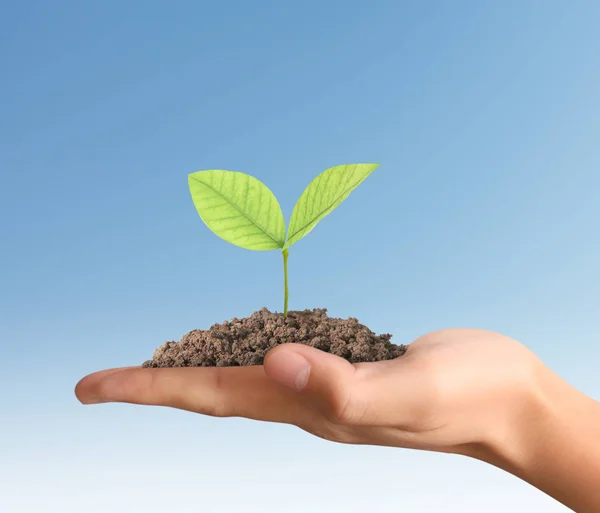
264,344,358,421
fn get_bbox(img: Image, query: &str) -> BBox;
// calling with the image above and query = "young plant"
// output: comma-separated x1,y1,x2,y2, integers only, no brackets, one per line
188,163,379,317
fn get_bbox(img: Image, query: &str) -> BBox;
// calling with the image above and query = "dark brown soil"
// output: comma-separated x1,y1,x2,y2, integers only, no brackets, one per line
142,308,406,368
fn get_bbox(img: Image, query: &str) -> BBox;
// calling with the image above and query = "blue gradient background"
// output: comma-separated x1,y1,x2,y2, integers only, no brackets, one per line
1,1,599,511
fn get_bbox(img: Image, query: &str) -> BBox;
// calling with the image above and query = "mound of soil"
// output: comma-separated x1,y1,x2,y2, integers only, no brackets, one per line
142,308,406,368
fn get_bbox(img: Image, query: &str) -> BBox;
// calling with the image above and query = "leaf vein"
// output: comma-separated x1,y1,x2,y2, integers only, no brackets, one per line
190,175,284,247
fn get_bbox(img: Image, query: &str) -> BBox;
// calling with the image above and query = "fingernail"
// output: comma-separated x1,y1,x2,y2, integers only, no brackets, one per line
269,351,311,391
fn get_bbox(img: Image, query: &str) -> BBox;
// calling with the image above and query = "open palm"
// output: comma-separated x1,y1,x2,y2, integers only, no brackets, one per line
76,328,540,457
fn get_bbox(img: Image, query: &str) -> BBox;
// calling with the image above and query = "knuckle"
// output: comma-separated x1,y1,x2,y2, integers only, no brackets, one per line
146,370,166,401
333,394,363,425
204,399,231,418
323,368,363,425
328,393,352,423
327,382,367,426
306,421,359,445
205,370,233,417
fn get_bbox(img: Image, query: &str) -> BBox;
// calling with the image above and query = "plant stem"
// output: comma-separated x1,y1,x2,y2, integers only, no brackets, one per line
282,248,289,317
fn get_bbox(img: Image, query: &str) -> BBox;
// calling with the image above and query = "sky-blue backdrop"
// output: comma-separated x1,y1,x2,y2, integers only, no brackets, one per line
1,1,598,512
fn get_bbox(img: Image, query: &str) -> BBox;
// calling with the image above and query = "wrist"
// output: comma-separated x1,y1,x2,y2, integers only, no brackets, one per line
467,358,600,512
479,358,559,471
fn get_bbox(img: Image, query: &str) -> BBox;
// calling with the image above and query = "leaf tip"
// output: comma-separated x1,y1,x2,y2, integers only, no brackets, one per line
187,170,201,184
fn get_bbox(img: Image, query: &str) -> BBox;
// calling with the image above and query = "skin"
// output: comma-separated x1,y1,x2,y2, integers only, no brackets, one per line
76,329,600,512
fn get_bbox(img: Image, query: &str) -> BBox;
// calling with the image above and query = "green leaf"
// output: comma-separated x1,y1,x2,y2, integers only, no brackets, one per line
188,170,286,251
284,163,379,249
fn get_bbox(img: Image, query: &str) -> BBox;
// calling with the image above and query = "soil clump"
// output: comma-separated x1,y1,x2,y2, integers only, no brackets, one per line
142,308,406,368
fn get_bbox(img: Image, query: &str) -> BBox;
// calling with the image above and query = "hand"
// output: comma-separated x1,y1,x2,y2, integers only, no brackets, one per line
74,328,540,454
76,328,600,512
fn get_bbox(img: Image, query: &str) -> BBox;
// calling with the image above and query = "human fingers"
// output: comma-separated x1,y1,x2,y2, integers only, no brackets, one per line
75,365,304,424
264,343,437,430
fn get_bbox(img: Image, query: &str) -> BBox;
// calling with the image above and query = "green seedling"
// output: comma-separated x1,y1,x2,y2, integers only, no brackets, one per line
188,163,379,317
